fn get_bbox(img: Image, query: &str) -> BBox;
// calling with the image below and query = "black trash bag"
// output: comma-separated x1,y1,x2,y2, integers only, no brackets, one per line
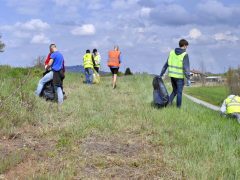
40,70,66,102
40,80,55,101
152,76,169,108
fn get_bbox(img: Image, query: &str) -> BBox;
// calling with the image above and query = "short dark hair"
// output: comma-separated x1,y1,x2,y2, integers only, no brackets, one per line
93,49,97,53
49,43,56,49
179,39,189,47
86,49,90,53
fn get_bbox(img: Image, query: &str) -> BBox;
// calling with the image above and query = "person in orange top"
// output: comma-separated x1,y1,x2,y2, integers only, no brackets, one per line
107,45,121,89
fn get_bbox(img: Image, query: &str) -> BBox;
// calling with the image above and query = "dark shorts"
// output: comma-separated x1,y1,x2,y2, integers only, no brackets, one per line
53,69,65,87
110,67,119,75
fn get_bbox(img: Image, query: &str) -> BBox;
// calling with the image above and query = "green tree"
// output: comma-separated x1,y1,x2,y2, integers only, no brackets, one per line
0,35,5,52
124,67,133,75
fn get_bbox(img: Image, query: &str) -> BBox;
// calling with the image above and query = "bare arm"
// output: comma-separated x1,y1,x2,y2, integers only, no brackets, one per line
46,58,53,70
220,100,226,114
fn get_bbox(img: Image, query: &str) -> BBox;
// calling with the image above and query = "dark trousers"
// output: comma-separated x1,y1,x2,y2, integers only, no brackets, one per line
169,77,184,108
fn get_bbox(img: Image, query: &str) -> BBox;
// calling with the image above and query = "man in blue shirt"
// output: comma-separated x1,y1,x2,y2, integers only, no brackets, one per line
46,44,65,104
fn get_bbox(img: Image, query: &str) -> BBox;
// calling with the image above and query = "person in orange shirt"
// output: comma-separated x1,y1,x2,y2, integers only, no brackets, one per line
107,45,121,89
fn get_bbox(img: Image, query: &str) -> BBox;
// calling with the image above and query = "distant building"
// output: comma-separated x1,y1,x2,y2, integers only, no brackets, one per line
190,69,207,78
205,76,224,83
190,69,207,83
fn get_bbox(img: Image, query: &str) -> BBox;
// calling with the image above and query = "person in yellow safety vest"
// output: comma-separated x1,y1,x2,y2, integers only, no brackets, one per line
221,95,240,124
92,48,101,73
160,39,191,108
83,49,95,84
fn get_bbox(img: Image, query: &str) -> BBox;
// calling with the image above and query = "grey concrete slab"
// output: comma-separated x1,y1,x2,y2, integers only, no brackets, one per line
184,93,221,111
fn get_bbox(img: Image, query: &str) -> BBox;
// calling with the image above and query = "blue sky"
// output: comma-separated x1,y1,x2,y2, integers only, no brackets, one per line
0,0,240,74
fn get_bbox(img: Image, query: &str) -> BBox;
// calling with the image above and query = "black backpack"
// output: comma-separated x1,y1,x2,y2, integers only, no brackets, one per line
152,76,169,108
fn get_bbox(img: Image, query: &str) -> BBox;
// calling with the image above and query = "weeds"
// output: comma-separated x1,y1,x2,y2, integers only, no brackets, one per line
0,67,239,179
227,67,240,95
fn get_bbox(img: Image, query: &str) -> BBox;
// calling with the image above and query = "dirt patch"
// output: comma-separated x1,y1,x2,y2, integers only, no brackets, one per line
77,132,179,179
81,134,149,157
0,126,180,179
0,124,57,179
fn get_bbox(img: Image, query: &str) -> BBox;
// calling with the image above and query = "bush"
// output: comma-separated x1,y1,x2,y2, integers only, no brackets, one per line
124,67,133,75
0,66,41,132
0,35,5,52
226,67,240,95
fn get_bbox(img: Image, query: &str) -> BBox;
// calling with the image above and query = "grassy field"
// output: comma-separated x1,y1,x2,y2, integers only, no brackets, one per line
0,66,239,179
184,85,229,106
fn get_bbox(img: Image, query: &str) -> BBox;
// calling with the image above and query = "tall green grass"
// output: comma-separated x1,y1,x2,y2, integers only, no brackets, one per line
184,86,229,106
0,67,239,179
0,66,42,133
49,73,239,179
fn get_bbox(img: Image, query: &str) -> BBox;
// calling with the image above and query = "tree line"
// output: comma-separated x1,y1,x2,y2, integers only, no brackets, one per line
0,35,5,52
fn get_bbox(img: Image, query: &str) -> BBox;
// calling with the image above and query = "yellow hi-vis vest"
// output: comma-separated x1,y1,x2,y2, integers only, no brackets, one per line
168,50,186,79
93,54,100,68
226,95,240,114
83,53,93,69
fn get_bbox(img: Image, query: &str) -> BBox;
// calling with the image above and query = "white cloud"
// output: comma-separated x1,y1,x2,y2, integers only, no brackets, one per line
5,0,46,15
88,0,104,10
0,25,13,31
197,1,232,19
16,19,50,31
14,31,31,38
53,0,73,6
160,47,171,53
111,0,127,9
71,24,96,36
1,19,50,32
214,32,239,42
189,28,202,39
111,0,139,9
53,0,81,6
140,7,152,17
31,33,50,44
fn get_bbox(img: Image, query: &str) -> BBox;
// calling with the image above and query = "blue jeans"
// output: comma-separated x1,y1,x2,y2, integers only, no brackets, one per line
169,78,184,108
54,86,64,104
85,68,93,84
35,71,53,96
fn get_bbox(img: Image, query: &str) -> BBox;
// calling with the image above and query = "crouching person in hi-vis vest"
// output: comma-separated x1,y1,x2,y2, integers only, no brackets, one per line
108,45,121,89
221,95,240,124
83,49,95,84
160,39,191,108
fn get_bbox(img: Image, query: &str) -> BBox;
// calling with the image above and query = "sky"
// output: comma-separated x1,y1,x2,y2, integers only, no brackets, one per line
0,0,240,74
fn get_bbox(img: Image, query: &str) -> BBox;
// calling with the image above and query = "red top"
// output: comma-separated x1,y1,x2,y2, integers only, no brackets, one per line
44,53,51,65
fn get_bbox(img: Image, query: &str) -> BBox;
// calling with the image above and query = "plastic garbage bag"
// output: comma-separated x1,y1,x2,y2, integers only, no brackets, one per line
152,76,169,108
93,69,100,84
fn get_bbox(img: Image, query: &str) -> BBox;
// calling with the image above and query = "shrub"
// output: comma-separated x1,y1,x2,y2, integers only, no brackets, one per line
124,67,133,75
226,67,240,95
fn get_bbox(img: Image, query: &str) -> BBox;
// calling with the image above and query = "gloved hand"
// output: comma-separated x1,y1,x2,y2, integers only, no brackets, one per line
186,79,191,86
